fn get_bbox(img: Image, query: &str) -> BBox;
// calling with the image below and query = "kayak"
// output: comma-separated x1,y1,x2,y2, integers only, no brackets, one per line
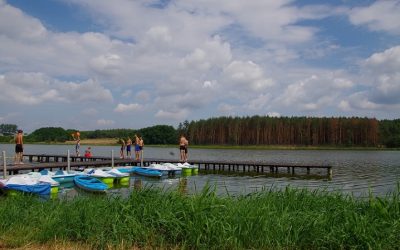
74,175,109,193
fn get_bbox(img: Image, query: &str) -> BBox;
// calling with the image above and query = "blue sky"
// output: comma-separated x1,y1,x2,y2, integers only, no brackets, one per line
0,0,400,132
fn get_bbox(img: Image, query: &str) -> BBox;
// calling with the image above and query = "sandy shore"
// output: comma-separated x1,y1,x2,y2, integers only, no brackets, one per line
64,138,119,145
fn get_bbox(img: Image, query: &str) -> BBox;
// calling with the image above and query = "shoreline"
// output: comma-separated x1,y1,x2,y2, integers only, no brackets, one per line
2,139,399,150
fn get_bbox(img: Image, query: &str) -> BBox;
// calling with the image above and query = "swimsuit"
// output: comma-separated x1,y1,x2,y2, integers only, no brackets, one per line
127,145,131,152
135,144,140,151
15,144,23,153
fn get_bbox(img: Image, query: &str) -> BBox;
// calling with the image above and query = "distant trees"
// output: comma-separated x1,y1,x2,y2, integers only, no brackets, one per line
139,125,177,144
26,127,70,142
187,116,380,147
1,117,399,147
379,119,400,148
80,129,135,140
0,124,17,136
78,125,177,144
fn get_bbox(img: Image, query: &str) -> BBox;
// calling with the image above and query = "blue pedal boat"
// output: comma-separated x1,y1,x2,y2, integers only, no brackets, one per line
132,167,163,178
74,175,109,193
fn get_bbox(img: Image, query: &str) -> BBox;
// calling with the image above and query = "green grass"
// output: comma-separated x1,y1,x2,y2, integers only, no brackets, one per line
0,186,399,249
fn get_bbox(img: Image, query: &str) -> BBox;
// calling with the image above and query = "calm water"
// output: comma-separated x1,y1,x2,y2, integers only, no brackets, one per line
1,144,400,197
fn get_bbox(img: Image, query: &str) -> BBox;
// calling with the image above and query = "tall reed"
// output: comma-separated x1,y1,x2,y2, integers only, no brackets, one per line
0,184,399,249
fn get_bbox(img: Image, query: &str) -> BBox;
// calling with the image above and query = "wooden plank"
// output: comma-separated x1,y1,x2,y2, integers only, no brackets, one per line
0,154,333,177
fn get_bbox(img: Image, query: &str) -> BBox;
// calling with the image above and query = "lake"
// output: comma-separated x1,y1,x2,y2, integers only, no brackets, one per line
1,143,400,197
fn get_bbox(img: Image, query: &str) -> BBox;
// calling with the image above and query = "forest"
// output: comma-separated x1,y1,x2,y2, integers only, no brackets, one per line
1,116,400,147
186,116,380,146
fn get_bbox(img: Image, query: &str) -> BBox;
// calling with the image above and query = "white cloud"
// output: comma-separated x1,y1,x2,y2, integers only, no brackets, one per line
266,112,280,117
1,0,400,129
57,79,113,103
349,1,400,35
223,60,274,91
364,46,400,73
0,0,47,41
155,109,189,120
121,90,132,97
355,46,400,106
180,36,232,71
278,73,354,112
218,103,235,114
246,94,270,110
114,103,141,112
81,108,98,116
96,119,115,126
89,53,122,76
0,72,112,105
135,91,151,102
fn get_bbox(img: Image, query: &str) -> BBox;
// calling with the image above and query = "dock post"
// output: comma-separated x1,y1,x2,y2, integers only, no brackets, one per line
111,150,114,168
2,151,6,179
67,150,71,171
328,167,333,178
140,149,144,167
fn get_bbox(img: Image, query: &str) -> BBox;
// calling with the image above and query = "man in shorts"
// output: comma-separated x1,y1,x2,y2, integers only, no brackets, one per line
14,129,24,164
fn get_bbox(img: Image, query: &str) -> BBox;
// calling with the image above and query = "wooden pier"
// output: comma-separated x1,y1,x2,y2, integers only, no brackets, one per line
1,153,333,178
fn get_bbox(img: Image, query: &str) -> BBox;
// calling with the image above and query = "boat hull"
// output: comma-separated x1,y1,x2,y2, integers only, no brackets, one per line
4,183,51,196
132,167,163,178
74,176,109,193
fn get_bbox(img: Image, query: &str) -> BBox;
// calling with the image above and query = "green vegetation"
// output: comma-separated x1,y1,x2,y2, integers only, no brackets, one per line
25,127,71,143
0,186,399,249
0,124,17,136
2,116,400,148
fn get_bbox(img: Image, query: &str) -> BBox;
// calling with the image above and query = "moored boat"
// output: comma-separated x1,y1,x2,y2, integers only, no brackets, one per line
149,163,182,176
74,175,109,193
106,169,130,184
116,166,136,174
1,175,52,196
48,169,81,184
84,169,115,187
132,167,163,178
177,163,199,175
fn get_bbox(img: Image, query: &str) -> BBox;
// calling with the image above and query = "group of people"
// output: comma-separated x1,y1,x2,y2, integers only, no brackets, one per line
120,134,144,160
12,129,188,164
72,131,92,158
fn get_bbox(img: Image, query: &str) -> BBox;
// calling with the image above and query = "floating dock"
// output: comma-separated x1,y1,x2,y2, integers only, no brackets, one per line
1,153,333,178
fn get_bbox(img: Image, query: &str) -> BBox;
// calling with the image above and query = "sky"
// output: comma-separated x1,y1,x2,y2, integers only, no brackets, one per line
0,0,399,132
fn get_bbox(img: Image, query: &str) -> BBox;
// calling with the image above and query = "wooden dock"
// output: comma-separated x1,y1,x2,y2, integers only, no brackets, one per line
1,153,333,178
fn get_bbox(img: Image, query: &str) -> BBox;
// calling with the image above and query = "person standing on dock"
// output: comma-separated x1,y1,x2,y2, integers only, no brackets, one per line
126,137,132,158
120,138,126,159
72,131,81,156
179,135,188,162
14,129,24,164
139,136,144,160
134,134,140,160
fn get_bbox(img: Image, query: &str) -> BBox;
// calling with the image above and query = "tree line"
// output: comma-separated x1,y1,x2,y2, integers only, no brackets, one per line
1,116,400,147
20,125,178,144
186,116,382,147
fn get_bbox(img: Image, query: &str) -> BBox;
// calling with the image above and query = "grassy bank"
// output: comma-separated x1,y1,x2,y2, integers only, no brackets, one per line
1,186,399,249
